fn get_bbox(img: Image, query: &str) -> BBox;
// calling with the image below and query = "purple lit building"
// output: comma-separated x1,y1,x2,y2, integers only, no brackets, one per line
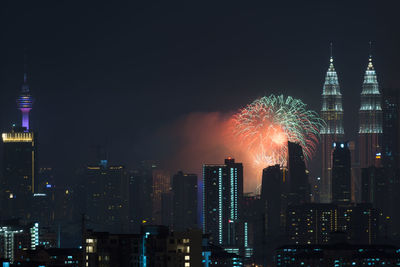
16,72,34,131
1,69,37,222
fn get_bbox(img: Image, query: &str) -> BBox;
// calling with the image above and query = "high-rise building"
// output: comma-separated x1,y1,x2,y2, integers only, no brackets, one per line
85,160,129,233
287,203,337,245
361,167,387,208
1,70,37,222
258,165,285,266
286,203,378,245
332,142,351,203
287,141,310,204
203,157,243,251
152,169,171,224
359,55,382,169
172,171,198,231
128,160,156,232
336,203,379,244
260,165,282,238
0,221,40,263
381,87,400,238
242,193,259,262
382,88,400,170
320,51,345,203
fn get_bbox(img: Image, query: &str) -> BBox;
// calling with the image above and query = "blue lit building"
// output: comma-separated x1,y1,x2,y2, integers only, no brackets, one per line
203,158,243,253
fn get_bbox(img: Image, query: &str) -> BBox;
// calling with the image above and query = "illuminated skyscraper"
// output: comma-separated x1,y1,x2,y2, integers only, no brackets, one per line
320,48,344,202
1,69,37,221
359,54,382,168
203,158,243,251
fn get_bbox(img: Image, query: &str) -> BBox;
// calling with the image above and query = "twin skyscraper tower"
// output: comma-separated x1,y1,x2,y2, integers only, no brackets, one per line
320,45,382,203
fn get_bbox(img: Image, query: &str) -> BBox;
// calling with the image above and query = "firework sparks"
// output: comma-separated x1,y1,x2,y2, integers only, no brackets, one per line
232,94,325,169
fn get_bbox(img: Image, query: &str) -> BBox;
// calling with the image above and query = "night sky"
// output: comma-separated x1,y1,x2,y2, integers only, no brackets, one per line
1,1,400,186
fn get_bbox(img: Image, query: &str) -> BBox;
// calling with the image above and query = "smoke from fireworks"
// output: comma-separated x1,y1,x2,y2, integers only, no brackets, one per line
163,94,324,192
231,94,325,170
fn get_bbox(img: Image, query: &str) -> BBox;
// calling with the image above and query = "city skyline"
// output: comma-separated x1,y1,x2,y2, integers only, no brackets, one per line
1,2,400,266
1,2,399,186
0,47,394,193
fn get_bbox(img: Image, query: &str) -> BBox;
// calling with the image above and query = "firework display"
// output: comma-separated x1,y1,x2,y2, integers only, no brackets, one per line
232,94,325,168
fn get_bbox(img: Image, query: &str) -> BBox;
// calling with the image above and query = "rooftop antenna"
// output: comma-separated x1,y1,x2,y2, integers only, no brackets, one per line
23,48,28,83
330,42,333,63
369,41,372,61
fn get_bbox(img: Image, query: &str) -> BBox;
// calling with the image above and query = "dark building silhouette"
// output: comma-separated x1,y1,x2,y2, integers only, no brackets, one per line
361,166,391,238
14,247,80,267
276,243,400,266
382,87,400,238
129,160,156,232
309,176,322,203
203,158,243,253
258,164,285,265
260,165,282,238
287,141,310,204
382,88,400,171
320,52,345,203
361,167,387,208
83,226,202,267
332,142,351,203
85,161,129,233
172,171,198,231
286,203,378,245
161,192,173,227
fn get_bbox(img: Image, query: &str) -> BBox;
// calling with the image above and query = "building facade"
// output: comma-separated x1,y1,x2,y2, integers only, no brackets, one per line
359,56,383,169
172,171,198,231
331,142,351,203
320,55,345,203
203,158,243,252
287,141,310,205
85,161,129,233
276,243,400,266
1,70,36,222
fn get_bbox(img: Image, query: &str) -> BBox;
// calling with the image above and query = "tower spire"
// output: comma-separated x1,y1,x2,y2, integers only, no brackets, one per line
359,42,382,169
369,41,372,61
23,49,27,84
17,50,33,131
320,42,344,202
